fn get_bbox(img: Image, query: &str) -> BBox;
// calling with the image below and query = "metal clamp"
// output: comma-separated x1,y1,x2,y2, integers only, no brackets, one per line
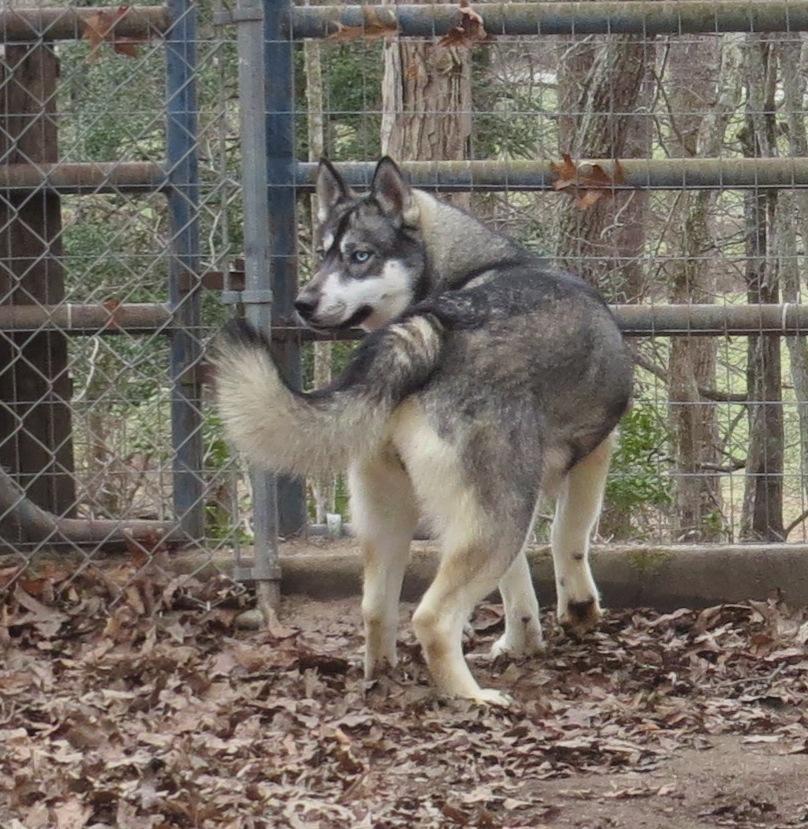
220,289,274,305
213,8,264,25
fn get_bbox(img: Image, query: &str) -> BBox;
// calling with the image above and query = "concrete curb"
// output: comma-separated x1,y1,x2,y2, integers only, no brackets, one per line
278,544,808,609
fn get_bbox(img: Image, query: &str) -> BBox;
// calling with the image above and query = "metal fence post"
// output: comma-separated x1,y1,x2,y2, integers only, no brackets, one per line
264,0,307,538
231,0,282,610
165,0,204,540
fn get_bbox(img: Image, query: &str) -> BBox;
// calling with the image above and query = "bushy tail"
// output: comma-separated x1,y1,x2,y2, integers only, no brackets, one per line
210,315,444,478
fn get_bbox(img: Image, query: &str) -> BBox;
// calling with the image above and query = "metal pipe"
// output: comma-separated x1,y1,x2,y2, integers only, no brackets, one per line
296,158,808,192
7,157,808,197
0,162,165,194
613,303,808,336
290,2,808,39
166,0,204,540
266,0,307,538
272,304,808,341
0,303,171,334
235,0,281,609
0,464,184,552
0,5,169,41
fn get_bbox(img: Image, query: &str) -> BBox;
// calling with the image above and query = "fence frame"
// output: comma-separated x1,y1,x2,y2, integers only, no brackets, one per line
9,1,808,599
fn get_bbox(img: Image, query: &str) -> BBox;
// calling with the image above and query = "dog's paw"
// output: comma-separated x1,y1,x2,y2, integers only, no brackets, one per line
558,596,603,634
363,653,398,682
489,631,545,661
469,688,515,708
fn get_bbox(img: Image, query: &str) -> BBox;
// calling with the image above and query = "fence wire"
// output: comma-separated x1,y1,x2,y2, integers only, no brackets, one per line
2,1,808,612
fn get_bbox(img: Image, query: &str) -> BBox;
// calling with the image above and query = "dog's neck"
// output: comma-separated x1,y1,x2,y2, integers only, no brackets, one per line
412,190,521,292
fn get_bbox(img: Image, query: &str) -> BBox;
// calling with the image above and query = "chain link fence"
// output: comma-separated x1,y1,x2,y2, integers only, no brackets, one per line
4,1,808,613
0,0,247,602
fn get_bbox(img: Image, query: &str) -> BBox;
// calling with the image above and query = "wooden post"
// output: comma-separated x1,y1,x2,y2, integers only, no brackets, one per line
0,42,75,516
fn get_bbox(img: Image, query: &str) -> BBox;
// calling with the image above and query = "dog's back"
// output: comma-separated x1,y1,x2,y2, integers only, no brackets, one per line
406,260,632,490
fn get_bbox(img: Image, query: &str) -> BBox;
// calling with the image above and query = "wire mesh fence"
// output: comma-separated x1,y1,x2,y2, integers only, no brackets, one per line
0,0,245,601
3,1,808,612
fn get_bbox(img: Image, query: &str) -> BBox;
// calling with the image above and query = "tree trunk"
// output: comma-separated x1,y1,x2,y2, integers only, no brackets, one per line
740,38,784,541
665,37,741,541
0,41,75,519
554,36,647,296
554,35,648,539
381,3,471,206
779,40,808,535
304,40,336,524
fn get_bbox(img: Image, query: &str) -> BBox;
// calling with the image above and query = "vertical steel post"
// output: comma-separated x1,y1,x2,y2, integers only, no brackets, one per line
165,0,204,539
234,0,281,607
264,0,306,536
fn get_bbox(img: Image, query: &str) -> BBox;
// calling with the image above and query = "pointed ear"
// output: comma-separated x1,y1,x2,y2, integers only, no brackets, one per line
372,156,416,223
316,158,352,221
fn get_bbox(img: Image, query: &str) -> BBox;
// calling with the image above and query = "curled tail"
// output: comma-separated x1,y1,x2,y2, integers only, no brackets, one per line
210,314,444,478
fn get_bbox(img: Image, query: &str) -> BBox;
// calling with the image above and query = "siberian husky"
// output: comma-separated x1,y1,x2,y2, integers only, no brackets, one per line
211,157,633,705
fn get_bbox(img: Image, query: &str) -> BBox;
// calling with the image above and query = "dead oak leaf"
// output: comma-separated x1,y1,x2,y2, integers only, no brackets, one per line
54,798,92,829
439,0,493,48
83,6,146,61
327,8,398,42
551,153,626,209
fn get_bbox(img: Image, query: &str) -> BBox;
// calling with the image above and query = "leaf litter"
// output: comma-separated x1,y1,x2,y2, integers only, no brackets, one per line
2,560,808,827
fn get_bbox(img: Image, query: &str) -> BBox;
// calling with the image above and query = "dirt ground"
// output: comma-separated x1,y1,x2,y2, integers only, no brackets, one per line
2,555,808,828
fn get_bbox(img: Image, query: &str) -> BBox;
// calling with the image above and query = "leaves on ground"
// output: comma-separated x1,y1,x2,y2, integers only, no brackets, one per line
2,565,808,827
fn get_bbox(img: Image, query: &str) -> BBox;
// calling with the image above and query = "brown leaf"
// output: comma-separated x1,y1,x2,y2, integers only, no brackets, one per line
327,7,398,42
438,1,492,48
54,799,92,829
83,6,145,61
550,153,578,190
551,154,625,210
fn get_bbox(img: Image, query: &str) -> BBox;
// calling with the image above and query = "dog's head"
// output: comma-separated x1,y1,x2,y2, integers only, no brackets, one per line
295,157,426,332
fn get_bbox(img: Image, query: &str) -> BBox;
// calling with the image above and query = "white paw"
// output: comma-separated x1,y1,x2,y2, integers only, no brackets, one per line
363,652,398,681
470,688,515,707
490,631,545,660
557,596,603,632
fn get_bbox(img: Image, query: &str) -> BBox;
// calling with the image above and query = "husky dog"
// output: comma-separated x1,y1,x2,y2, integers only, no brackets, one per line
211,157,633,705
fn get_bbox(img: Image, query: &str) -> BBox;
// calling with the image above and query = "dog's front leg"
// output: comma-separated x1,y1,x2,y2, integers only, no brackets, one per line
491,549,544,659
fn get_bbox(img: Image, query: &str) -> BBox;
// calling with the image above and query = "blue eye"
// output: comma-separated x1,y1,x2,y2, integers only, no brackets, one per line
351,250,371,264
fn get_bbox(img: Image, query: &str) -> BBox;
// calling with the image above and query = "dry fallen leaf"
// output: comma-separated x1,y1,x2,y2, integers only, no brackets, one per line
327,7,398,43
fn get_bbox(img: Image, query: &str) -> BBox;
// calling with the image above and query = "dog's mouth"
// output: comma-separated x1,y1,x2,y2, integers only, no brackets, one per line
301,305,373,332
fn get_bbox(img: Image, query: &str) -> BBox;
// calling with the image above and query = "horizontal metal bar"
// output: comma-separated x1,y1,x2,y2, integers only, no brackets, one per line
291,2,808,38
0,162,166,194
273,304,808,341
615,303,808,336
0,6,169,41
296,158,808,192
0,303,172,334
0,463,184,552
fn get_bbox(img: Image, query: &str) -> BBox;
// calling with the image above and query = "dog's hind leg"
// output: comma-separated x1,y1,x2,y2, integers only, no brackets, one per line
552,431,616,632
349,455,418,680
393,400,538,704
411,523,534,705
490,548,544,660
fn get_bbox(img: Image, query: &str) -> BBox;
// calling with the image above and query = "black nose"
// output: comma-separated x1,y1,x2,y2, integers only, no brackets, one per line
294,298,316,319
